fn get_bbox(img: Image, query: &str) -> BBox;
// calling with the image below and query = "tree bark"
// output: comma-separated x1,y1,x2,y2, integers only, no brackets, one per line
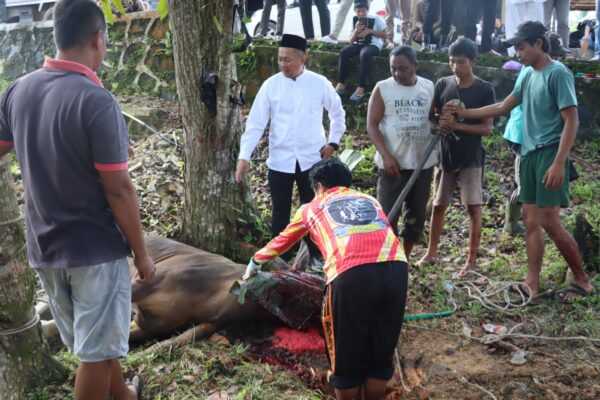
0,157,65,399
168,0,257,259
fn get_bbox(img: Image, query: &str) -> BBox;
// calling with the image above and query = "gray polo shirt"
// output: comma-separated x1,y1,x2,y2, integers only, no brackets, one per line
0,59,130,268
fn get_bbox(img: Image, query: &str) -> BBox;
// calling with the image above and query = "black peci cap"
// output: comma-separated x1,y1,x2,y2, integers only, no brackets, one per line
280,34,307,53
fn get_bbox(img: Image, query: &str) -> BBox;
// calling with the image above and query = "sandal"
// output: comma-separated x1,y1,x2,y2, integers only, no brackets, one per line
126,375,143,399
335,87,346,96
554,282,594,304
349,92,365,103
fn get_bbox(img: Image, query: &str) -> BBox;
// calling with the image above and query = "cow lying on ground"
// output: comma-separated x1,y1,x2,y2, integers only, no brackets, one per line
39,236,315,344
131,236,272,342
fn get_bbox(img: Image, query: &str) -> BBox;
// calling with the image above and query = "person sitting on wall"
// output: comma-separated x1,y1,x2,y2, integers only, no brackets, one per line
334,0,386,103
410,0,443,47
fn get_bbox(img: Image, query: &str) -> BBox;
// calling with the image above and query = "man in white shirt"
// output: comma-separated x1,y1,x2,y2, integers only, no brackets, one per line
235,34,346,259
367,45,436,260
505,0,545,57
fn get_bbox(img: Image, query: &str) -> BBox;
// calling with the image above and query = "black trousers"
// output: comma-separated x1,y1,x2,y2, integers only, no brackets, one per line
323,261,408,389
299,0,331,39
423,0,456,36
268,162,320,259
464,0,497,53
337,44,380,88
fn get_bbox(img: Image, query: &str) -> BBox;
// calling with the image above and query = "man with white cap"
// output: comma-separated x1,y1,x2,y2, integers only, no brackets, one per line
236,34,346,261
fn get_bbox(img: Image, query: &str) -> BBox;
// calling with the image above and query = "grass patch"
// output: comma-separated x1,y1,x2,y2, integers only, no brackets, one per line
29,342,325,400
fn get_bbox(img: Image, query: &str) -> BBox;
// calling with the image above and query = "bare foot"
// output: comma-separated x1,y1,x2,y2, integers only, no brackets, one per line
453,261,477,279
510,281,539,298
416,255,437,267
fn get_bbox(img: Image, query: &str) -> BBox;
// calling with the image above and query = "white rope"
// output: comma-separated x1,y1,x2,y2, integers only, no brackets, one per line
406,320,600,344
453,270,533,312
0,215,23,226
459,377,498,400
1,242,26,262
0,313,40,336
395,348,411,393
479,322,600,344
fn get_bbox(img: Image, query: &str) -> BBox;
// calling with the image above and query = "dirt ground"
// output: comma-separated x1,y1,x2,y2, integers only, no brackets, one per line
217,319,600,400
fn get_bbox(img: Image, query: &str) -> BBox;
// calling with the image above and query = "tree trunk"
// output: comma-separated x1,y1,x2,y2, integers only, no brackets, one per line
0,158,65,399
169,0,256,259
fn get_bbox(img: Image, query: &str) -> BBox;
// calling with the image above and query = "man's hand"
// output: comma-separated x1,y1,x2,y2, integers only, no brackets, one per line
243,258,261,280
358,28,371,38
134,254,156,285
438,113,457,134
543,161,564,190
235,159,249,183
383,154,401,178
320,144,336,160
442,99,465,119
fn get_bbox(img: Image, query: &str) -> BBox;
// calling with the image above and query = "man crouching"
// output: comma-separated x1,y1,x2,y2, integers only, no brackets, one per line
244,158,409,400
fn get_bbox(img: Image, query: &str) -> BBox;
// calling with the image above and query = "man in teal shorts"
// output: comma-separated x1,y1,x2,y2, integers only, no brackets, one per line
443,21,594,301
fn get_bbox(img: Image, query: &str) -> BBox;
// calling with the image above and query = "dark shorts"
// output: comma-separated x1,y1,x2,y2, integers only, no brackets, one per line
321,261,408,389
377,168,433,242
519,145,569,208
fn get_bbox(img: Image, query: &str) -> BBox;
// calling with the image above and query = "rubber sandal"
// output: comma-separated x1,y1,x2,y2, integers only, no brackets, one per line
554,282,594,304
349,92,365,103
126,375,143,399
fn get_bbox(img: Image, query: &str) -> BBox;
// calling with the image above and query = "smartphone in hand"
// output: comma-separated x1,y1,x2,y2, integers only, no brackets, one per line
357,16,367,29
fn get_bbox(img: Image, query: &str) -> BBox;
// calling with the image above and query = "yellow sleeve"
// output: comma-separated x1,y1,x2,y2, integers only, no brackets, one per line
253,207,308,263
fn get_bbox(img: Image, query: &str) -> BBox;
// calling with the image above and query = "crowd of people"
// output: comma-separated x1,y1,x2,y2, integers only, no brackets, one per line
237,12,595,399
0,1,595,400
253,0,600,61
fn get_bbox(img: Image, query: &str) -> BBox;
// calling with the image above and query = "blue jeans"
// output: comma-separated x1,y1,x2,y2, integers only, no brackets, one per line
596,0,600,56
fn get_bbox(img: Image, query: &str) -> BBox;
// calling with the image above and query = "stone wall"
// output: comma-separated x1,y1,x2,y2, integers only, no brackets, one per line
0,11,175,99
0,13,598,139
238,44,600,140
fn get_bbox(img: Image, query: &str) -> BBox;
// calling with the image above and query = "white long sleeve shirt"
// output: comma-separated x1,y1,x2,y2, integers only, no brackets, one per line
238,68,346,173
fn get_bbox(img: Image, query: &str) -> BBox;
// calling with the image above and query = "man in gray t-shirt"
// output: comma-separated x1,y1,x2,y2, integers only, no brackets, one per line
0,0,155,398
